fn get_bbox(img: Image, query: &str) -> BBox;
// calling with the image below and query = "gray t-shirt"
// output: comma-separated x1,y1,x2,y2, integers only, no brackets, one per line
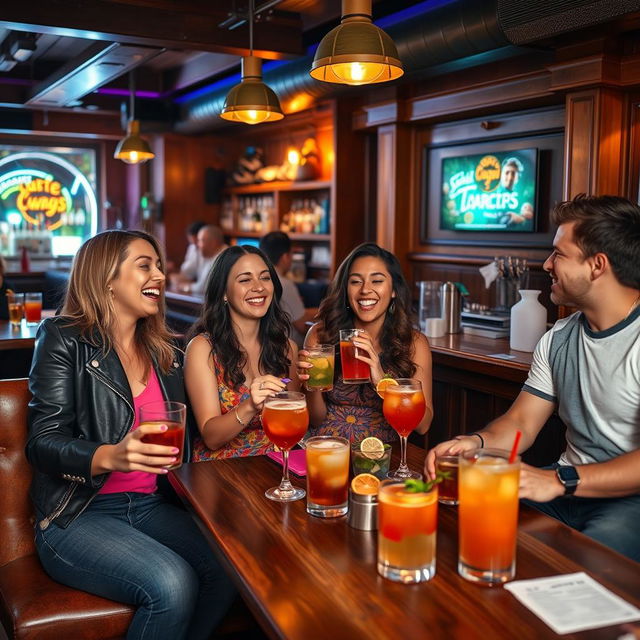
278,274,306,347
523,307,640,466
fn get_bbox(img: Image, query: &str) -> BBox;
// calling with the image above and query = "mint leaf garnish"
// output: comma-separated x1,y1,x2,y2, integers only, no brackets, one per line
404,470,451,493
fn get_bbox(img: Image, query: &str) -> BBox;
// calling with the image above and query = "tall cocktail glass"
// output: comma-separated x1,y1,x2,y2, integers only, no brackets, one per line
377,479,438,583
305,435,350,517
458,448,520,585
382,378,425,479
8,292,24,326
436,455,459,505
24,292,43,325
262,391,309,502
339,329,370,383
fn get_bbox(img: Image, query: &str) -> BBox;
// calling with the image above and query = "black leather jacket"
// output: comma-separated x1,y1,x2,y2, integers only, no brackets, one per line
26,317,191,530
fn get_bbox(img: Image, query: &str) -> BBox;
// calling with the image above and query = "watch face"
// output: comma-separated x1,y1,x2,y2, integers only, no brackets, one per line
557,466,580,494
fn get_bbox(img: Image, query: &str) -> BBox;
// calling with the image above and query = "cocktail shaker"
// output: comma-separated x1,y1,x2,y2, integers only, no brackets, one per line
347,489,378,530
441,281,462,333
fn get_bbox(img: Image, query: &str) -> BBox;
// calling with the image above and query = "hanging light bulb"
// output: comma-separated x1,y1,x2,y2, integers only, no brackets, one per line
220,0,284,125
114,72,155,164
310,0,403,85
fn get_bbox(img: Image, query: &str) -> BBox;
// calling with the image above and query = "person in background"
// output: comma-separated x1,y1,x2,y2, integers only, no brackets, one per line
27,230,235,639
184,245,299,460
425,195,640,562
178,220,206,281
0,255,13,320
500,157,522,191
298,243,433,443
173,224,227,295
259,231,316,347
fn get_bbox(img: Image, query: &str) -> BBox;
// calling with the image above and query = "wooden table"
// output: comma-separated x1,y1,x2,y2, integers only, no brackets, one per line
170,446,640,640
0,319,39,350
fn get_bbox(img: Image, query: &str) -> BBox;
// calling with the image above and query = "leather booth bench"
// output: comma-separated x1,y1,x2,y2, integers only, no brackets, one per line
0,378,134,639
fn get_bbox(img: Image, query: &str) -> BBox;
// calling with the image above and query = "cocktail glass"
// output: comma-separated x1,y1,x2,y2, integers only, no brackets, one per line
436,455,459,505
339,329,370,383
382,378,425,479
377,478,438,583
351,442,391,479
458,448,520,585
139,400,187,470
306,435,350,517
7,292,24,327
262,391,309,502
24,292,43,326
304,344,335,392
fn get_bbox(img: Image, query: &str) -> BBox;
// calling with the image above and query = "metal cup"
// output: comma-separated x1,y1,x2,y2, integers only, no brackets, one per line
347,489,378,530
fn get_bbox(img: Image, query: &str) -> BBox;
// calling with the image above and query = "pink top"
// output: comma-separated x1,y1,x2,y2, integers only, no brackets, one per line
99,368,164,495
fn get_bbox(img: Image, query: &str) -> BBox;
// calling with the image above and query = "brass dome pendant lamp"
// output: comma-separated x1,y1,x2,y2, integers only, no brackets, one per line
114,71,155,164
310,0,403,85
220,0,284,125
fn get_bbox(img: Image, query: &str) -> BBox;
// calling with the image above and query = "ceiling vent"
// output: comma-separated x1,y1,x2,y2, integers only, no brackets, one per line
27,42,163,108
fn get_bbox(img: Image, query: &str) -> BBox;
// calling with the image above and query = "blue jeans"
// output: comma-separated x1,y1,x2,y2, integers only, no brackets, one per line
524,489,640,562
35,492,236,640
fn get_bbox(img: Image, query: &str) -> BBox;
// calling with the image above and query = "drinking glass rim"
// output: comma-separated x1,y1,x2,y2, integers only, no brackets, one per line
305,434,349,448
379,477,438,496
139,400,186,412
306,343,335,352
460,447,520,465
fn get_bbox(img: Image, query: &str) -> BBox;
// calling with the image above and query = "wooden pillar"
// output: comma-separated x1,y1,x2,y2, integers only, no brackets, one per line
564,88,628,198
376,123,412,272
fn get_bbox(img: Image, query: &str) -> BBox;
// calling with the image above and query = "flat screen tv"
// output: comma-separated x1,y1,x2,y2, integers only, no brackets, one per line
439,148,538,232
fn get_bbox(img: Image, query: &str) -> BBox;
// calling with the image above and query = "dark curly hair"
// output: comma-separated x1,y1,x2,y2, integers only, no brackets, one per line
316,243,417,378
188,245,291,390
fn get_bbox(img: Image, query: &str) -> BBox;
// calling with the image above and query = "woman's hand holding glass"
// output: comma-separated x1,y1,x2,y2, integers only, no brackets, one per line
296,349,312,386
96,424,179,474
350,330,385,385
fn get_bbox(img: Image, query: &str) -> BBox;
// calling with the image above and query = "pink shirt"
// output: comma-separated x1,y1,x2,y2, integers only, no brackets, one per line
99,368,164,495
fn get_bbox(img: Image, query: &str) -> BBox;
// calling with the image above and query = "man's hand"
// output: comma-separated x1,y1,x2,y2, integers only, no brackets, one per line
519,463,565,502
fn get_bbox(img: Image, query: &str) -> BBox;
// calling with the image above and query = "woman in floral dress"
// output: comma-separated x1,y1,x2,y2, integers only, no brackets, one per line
185,245,299,460
299,243,433,443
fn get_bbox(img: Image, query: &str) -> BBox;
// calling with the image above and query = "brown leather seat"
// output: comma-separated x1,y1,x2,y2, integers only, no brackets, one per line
0,378,134,640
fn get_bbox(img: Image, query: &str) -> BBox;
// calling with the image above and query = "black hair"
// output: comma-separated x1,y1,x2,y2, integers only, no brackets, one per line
188,245,291,389
187,220,206,237
259,231,291,267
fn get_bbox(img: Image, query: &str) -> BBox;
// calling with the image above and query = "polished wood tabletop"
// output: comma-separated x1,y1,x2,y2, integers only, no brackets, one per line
0,319,39,350
170,446,640,640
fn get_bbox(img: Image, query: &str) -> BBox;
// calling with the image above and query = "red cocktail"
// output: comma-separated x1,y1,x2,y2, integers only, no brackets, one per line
339,329,370,383
139,401,187,470
262,392,309,502
382,379,425,479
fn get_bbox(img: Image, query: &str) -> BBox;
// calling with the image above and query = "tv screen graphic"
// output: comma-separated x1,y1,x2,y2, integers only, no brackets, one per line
440,148,538,232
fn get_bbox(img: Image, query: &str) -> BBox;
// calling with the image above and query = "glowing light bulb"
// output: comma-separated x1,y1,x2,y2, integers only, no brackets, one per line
129,151,139,163
349,62,365,82
287,149,300,165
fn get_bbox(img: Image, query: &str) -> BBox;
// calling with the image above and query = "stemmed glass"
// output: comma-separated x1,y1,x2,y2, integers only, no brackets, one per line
261,391,309,501
382,378,426,479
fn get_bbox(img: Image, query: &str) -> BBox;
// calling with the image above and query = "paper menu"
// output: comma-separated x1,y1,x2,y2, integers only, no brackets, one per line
504,572,640,635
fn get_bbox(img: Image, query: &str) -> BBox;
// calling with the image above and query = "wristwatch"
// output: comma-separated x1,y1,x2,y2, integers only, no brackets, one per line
556,466,580,496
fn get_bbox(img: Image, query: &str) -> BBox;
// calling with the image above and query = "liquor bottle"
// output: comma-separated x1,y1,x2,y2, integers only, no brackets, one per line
20,245,31,273
510,290,547,352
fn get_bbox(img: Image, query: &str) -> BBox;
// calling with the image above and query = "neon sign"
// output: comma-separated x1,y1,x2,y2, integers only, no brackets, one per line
0,151,98,236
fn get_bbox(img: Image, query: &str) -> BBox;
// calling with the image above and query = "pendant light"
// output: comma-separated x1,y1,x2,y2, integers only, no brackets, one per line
114,71,155,164
220,0,284,125
310,0,403,85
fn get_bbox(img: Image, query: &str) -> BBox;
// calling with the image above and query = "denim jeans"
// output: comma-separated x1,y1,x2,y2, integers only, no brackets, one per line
35,492,236,640
524,470,640,562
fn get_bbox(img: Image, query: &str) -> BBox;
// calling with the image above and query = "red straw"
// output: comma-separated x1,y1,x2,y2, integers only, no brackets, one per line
509,430,522,463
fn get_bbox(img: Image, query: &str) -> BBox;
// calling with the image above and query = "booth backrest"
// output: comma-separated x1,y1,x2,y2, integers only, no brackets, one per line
0,378,35,568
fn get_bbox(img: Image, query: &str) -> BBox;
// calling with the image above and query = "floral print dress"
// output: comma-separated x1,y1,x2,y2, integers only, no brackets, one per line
311,348,396,444
191,353,273,461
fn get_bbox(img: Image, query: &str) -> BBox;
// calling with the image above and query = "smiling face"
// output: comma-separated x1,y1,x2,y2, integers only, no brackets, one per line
347,256,395,325
109,238,165,322
501,164,519,190
225,253,274,321
543,222,592,307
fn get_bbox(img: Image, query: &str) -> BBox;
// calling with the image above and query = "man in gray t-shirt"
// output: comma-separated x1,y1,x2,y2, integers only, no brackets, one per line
426,195,640,562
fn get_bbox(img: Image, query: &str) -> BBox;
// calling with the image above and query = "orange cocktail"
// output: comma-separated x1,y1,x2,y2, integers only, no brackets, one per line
378,479,438,583
305,436,350,517
262,392,309,502
458,448,520,585
339,329,370,383
382,379,426,479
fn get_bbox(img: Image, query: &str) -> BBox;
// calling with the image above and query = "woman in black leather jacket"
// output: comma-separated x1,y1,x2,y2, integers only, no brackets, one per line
26,230,234,640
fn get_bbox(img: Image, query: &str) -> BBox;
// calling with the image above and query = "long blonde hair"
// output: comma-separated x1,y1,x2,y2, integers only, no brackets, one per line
61,230,176,372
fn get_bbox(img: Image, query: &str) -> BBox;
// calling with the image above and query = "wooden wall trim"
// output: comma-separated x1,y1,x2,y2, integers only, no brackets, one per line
408,71,554,122
376,125,397,251
564,91,595,197
352,101,399,131
549,55,621,90
407,253,547,268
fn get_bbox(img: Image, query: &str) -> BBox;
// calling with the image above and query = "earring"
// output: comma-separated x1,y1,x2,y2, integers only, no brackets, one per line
223,296,228,305
389,300,396,314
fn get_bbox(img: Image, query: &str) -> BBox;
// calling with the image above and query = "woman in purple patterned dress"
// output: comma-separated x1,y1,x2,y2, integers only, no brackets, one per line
185,246,299,460
298,243,433,443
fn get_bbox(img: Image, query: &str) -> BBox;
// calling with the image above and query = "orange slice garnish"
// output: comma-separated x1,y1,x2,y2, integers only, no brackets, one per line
351,473,381,495
375,377,398,399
